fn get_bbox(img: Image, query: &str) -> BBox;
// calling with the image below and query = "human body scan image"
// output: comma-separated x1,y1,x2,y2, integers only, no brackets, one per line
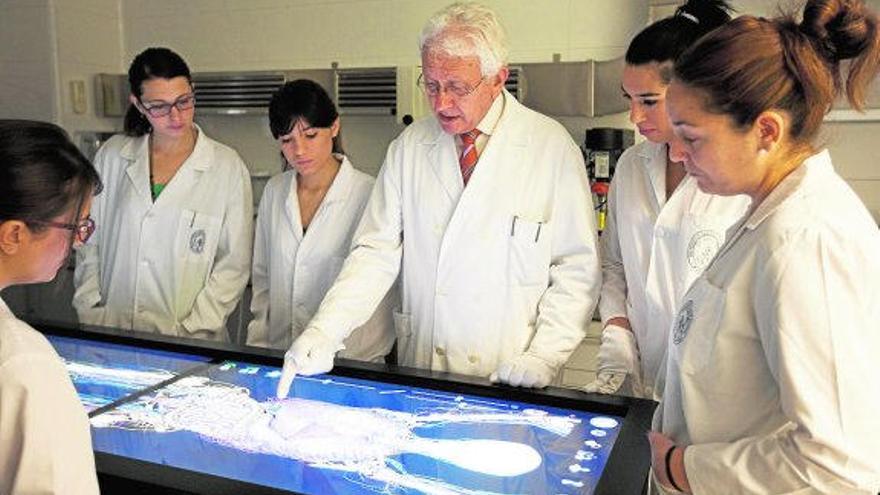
47,334,210,411
51,337,622,494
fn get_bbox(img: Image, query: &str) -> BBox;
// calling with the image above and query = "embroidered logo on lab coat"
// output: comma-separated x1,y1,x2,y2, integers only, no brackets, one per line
673,300,694,345
189,229,206,254
687,230,721,270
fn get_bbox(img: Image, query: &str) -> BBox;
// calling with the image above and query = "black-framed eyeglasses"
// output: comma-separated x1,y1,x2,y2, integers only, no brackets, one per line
30,217,96,244
139,93,196,118
417,73,485,98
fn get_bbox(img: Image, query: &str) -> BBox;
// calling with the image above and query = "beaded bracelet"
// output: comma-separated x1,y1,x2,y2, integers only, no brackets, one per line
664,445,684,492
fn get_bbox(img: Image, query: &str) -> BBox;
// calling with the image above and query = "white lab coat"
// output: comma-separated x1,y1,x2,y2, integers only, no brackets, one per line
247,156,395,361
655,150,880,494
73,127,253,342
0,297,98,495
307,90,601,377
599,140,749,398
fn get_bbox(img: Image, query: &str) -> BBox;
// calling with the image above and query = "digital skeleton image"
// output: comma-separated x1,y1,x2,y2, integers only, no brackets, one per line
47,334,209,411
55,345,621,495
65,361,174,410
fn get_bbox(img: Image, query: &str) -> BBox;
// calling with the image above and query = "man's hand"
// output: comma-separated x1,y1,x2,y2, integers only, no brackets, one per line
490,352,556,388
582,324,641,395
275,327,343,398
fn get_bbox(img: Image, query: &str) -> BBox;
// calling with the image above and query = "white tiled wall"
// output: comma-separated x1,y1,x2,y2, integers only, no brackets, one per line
0,0,57,122
122,0,647,71
823,122,880,223
54,0,125,134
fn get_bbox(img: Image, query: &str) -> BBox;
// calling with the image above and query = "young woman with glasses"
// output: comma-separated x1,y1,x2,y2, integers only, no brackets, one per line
73,47,253,343
0,119,102,494
246,80,395,363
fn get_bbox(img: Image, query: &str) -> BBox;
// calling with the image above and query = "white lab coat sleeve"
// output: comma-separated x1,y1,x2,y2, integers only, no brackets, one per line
526,139,601,369
684,228,880,494
597,172,628,325
179,159,254,335
0,355,99,495
72,233,103,324
306,139,404,344
245,185,272,347
72,147,108,325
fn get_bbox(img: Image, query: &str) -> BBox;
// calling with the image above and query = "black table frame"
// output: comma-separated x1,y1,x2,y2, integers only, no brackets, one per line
34,321,656,495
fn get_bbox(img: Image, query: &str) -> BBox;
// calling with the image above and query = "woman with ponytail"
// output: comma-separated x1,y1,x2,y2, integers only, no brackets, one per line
649,1,880,493
73,47,253,342
586,0,750,399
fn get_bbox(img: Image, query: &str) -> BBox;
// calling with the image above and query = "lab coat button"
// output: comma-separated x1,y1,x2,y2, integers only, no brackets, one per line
467,355,479,364
435,347,446,356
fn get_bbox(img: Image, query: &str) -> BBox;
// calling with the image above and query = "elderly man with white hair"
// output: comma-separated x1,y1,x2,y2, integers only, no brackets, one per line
277,1,601,395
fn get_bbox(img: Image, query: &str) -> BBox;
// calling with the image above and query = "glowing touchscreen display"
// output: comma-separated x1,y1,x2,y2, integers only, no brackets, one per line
46,334,210,411
85,359,623,495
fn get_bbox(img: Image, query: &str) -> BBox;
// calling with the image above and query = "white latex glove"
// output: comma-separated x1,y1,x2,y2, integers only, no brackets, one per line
489,352,556,388
583,324,642,395
276,327,344,398
583,371,627,395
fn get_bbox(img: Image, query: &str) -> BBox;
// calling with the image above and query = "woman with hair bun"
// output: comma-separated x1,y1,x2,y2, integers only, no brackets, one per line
0,120,101,494
649,1,880,493
586,0,750,399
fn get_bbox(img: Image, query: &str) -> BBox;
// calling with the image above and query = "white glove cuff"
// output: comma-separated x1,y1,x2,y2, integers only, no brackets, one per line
597,324,639,374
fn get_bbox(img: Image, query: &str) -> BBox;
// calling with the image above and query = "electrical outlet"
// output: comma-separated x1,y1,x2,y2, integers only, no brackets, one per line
70,79,87,114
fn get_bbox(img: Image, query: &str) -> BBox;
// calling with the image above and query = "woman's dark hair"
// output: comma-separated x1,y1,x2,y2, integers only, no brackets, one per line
124,47,192,137
0,120,102,232
626,0,735,83
674,0,880,144
268,79,343,155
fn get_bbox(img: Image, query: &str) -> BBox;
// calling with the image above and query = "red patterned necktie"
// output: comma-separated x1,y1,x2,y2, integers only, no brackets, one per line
459,129,481,185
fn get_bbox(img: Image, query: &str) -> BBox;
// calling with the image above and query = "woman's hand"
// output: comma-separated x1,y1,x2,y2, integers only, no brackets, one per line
648,430,691,493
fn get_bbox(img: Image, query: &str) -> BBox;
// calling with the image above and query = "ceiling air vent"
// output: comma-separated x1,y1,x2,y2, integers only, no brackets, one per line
335,68,397,115
192,72,285,115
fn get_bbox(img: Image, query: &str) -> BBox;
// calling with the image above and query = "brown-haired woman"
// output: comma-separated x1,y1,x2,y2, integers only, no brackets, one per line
585,0,750,400
0,120,102,493
73,47,253,342
649,0,880,493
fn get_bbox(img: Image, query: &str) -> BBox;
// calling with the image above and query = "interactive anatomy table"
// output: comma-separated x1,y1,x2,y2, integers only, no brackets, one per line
38,325,656,495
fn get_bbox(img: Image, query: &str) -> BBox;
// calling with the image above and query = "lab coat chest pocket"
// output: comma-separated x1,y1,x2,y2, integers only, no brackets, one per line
507,215,551,286
674,276,726,375
177,209,222,289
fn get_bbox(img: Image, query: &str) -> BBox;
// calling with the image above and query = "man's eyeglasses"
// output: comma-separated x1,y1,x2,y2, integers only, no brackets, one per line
30,217,96,244
139,93,196,118
417,74,485,98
